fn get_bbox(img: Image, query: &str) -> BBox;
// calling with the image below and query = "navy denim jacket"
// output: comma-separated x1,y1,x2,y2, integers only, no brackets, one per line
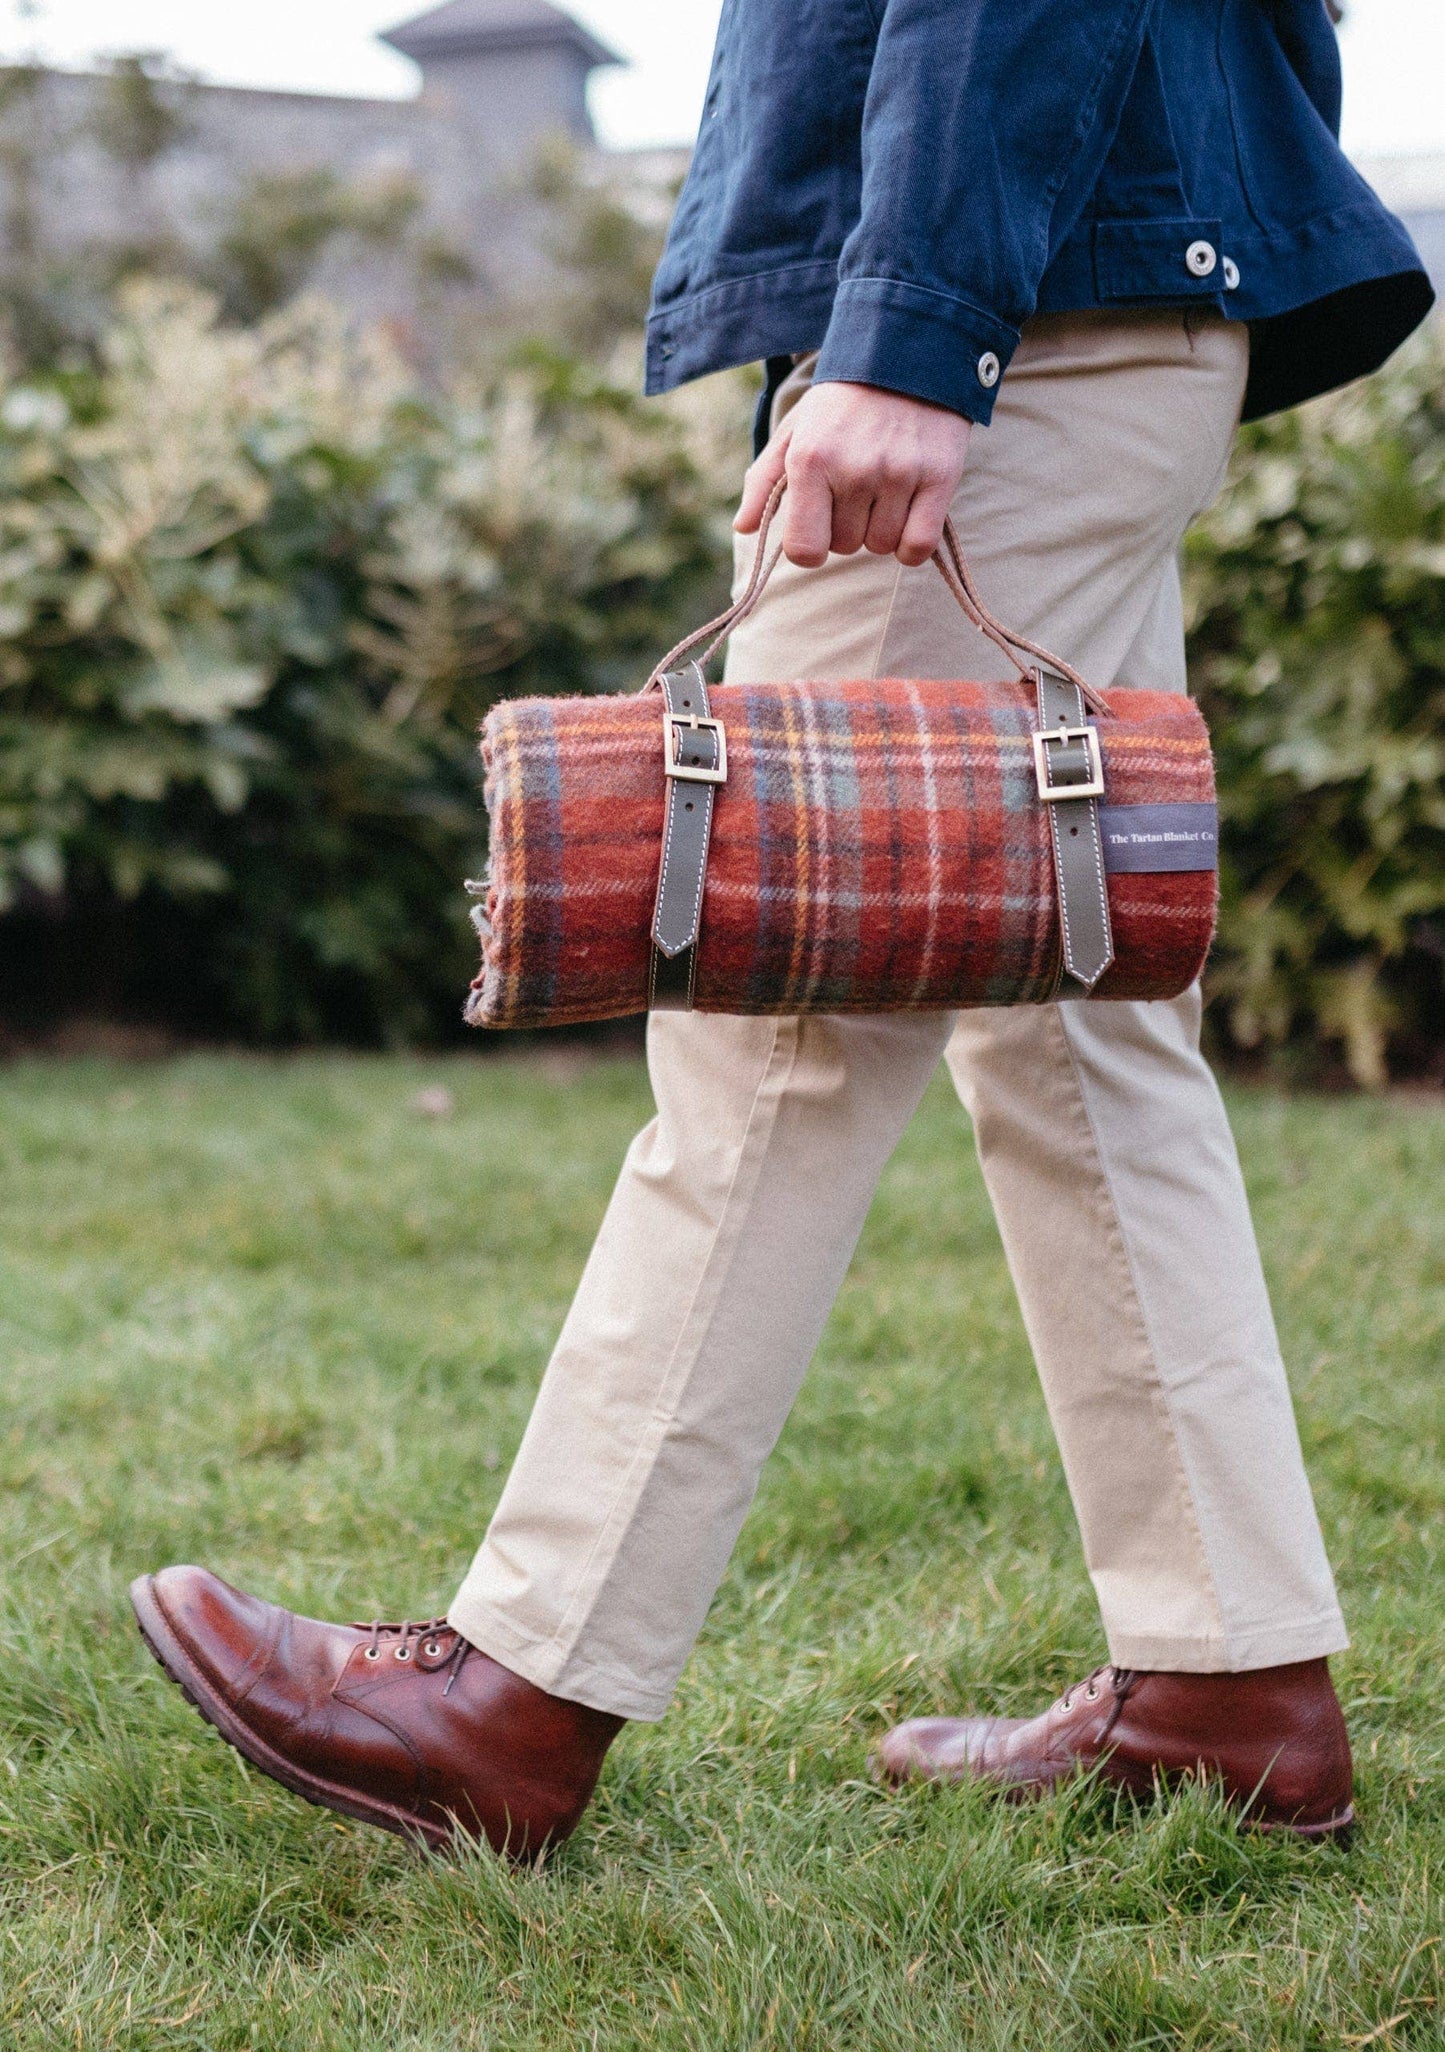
645,0,1432,426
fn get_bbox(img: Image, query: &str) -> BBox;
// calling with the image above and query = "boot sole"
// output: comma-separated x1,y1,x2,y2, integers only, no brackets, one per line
129,1574,455,1854
1254,1805,1355,1844
869,1749,1355,1842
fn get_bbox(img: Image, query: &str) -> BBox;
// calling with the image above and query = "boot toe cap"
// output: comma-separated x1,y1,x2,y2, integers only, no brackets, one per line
133,1564,284,1700
875,1715,999,1784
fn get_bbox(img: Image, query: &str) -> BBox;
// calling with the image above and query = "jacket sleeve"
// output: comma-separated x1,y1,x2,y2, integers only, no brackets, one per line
813,0,1156,422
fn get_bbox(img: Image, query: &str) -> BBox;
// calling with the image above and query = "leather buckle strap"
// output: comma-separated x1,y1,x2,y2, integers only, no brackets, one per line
1036,669,1115,992
664,709,728,785
650,664,725,1011
1033,723,1104,802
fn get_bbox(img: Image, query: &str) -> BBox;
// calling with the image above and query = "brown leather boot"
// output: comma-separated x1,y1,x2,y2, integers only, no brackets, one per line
131,1567,623,1858
874,1659,1353,1839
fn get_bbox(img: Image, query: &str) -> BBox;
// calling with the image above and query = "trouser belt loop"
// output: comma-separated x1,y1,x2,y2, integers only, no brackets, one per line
650,663,725,1011
1034,668,1115,991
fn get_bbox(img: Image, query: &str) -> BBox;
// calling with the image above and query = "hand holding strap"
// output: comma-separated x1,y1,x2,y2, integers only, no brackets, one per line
644,483,1116,1009
646,478,1113,721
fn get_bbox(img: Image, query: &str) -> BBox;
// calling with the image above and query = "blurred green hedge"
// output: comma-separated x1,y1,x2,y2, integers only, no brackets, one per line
0,282,740,1042
1186,323,1445,1085
0,282,1440,1079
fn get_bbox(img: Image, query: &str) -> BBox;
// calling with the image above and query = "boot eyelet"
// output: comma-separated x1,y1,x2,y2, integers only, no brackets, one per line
395,1646,412,1661
423,1640,442,1658
1085,1683,1099,1701
363,1646,381,1660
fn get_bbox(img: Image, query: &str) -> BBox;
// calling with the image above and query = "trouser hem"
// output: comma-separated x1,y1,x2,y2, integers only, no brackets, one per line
447,1594,673,1723
1104,1609,1349,1674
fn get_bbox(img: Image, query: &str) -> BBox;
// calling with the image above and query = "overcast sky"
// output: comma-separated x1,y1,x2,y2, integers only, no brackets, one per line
0,0,1439,160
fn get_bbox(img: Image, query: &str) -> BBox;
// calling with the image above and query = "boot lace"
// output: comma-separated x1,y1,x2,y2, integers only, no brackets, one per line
353,1616,474,1695
1058,1665,1136,1714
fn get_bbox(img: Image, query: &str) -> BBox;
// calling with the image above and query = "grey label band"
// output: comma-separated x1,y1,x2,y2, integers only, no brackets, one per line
1099,802,1218,873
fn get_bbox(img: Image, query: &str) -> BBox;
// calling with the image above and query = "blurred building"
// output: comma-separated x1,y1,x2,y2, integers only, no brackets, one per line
0,0,687,341
0,7,1436,351
1358,158,1445,301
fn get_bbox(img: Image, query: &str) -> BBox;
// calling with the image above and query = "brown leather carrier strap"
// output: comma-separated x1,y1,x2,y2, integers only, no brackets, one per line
649,662,724,1010
647,478,1111,717
1035,668,1115,990
645,480,1114,1009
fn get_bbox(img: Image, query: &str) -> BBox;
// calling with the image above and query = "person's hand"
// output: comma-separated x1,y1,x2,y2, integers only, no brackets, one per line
735,380,973,569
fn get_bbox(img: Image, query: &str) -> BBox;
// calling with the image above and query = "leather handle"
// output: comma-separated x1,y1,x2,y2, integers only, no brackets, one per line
645,478,1111,719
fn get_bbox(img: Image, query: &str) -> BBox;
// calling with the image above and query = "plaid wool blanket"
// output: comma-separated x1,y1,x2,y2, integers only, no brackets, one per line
465,675,1217,1030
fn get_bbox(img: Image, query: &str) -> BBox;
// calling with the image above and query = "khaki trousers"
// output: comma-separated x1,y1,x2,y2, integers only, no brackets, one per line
451,310,1348,1721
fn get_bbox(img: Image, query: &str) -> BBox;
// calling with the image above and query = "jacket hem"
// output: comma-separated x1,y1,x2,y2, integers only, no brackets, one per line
647,198,1432,422
646,260,840,399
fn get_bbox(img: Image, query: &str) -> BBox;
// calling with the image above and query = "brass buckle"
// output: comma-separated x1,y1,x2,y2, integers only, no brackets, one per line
1033,723,1104,803
664,710,728,786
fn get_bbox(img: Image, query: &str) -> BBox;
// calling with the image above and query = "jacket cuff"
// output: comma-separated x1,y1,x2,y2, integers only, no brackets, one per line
812,276,1021,424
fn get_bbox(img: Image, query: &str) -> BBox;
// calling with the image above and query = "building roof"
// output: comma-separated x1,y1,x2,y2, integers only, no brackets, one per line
381,0,620,70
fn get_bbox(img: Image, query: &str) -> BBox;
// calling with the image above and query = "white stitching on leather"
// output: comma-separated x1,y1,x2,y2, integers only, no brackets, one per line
1082,777,1112,976
653,677,680,947
676,677,712,952
1068,678,1113,983
1040,676,1077,980
1049,798,1076,977
680,794,708,948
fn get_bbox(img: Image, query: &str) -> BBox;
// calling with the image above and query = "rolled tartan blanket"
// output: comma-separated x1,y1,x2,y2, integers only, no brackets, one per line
466,671,1217,1029
465,498,1219,1031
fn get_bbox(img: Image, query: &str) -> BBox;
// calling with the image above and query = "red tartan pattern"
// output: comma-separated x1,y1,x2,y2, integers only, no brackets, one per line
466,676,1217,1030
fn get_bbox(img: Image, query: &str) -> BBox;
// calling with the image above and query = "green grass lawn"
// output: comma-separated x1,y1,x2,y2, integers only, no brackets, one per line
0,1053,1441,2051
